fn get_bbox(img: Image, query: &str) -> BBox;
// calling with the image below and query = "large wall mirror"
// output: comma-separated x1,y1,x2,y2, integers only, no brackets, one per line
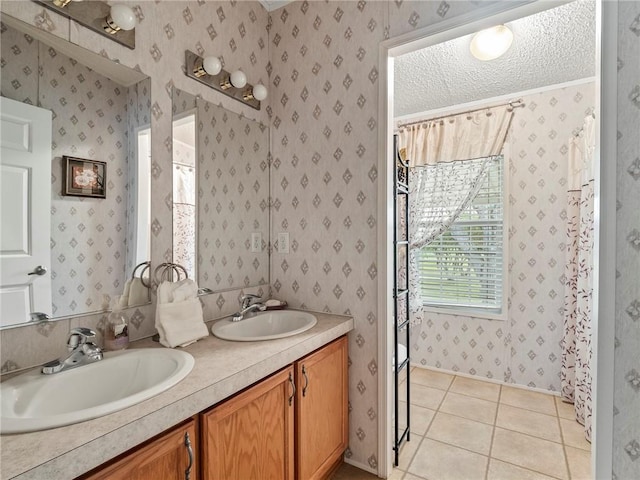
171,88,269,294
0,15,152,328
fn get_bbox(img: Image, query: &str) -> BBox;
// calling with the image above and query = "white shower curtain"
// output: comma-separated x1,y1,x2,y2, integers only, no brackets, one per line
561,114,596,442
397,105,514,327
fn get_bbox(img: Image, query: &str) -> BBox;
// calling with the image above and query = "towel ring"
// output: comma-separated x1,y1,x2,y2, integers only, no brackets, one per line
132,261,151,289
153,262,189,284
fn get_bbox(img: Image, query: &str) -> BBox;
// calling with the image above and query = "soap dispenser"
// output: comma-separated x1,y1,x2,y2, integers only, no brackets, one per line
105,295,129,351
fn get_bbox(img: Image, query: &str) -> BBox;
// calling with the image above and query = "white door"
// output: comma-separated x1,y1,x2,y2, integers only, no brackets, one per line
0,96,52,327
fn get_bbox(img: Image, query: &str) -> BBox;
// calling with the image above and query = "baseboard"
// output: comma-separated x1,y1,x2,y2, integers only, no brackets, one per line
411,363,561,397
343,457,380,477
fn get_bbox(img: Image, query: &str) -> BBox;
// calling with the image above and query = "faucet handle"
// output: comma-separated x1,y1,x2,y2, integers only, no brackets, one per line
68,327,97,350
240,293,261,308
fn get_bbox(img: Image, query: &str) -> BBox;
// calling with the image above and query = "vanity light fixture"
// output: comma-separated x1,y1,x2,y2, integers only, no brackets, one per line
185,50,266,110
244,84,268,102
34,1,137,49
193,56,222,78
470,25,513,61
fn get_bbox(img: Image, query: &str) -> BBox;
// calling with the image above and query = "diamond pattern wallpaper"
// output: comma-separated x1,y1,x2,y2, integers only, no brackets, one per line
613,2,640,478
411,83,596,392
0,1,637,477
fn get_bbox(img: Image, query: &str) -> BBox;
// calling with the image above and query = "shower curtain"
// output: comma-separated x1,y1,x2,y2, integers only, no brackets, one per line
561,114,596,442
397,104,514,327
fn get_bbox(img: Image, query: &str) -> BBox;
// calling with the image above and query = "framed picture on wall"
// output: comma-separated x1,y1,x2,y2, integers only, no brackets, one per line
62,156,107,198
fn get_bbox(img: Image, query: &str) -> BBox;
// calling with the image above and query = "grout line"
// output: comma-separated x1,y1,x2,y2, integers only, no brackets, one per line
555,396,573,479
485,383,502,480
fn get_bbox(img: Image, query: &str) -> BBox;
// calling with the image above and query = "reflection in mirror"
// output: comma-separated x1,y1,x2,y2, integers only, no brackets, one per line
171,89,269,294
0,15,151,328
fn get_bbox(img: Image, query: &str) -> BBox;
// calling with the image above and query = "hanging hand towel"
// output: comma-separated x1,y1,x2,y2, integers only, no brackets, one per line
128,277,149,306
155,279,208,348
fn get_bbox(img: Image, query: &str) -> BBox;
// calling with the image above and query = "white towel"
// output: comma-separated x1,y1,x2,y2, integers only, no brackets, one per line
128,277,149,306
155,279,208,348
119,279,131,308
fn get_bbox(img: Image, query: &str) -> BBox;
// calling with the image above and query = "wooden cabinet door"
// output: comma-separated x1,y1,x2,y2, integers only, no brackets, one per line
81,419,197,480
296,336,348,480
201,366,295,480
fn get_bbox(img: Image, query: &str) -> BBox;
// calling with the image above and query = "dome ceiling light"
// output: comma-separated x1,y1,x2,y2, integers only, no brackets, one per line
470,25,514,61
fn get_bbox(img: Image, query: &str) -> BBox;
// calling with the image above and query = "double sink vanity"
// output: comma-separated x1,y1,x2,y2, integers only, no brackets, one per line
0,310,354,479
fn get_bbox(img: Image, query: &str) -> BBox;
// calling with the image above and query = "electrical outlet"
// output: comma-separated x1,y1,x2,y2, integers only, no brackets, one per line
277,232,290,254
251,232,261,252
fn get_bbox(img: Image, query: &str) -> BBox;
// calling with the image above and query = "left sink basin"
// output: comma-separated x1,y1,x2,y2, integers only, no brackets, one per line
0,348,194,434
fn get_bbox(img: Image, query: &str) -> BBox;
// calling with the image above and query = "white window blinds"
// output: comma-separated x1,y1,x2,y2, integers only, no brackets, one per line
418,156,504,312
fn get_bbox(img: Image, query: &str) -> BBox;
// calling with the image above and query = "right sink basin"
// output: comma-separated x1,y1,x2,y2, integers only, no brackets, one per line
211,310,317,342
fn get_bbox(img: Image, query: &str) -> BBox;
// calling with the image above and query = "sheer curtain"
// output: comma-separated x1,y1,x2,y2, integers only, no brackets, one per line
561,114,596,441
397,105,514,327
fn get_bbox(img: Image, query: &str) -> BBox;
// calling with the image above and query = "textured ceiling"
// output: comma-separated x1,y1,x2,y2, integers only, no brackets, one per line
394,0,596,118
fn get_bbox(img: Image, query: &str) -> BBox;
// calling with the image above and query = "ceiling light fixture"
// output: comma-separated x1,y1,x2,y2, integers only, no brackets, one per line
470,25,513,61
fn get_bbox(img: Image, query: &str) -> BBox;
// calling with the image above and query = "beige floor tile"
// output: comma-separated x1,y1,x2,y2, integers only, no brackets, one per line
439,392,498,425
389,468,405,480
426,412,494,455
449,376,501,402
565,445,592,480
500,386,557,415
398,402,436,436
555,396,577,420
487,459,557,480
408,438,488,480
397,436,422,471
560,418,591,451
404,474,427,480
492,428,568,480
411,383,447,410
410,367,454,390
496,404,562,442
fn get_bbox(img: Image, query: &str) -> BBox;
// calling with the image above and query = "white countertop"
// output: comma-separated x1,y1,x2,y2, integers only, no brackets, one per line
0,311,354,480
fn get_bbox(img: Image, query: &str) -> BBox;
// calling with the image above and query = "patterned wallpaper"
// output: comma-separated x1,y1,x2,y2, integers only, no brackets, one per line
613,2,640,478
0,2,637,477
410,83,596,392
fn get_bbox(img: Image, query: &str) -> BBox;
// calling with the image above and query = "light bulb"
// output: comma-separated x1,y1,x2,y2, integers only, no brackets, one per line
230,70,247,89
52,0,72,6
252,84,268,101
203,56,222,76
470,25,513,61
104,4,136,34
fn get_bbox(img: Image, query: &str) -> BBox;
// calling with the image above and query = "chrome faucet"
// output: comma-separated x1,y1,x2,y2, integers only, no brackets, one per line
231,294,266,322
41,327,104,374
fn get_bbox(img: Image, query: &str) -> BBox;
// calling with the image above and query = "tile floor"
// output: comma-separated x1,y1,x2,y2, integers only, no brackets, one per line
332,367,592,480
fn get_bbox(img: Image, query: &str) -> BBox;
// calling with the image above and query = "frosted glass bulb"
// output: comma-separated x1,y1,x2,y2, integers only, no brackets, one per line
252,84,268,101
109,4,136,31
470,25,513,61
230,70,247,88
203,56,222,76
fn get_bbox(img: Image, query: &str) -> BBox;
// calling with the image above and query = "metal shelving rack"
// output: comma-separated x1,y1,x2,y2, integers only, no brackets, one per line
392,134,411,466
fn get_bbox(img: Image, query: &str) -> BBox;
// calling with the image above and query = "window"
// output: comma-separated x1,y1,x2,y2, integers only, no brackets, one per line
418,156,505,314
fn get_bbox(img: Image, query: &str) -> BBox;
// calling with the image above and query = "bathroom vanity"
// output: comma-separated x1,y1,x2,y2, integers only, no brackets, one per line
0,312,353,480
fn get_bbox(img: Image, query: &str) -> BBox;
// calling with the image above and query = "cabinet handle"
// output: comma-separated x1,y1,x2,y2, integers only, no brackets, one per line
184,431,194,480
288,372,296,406
302,365,309,397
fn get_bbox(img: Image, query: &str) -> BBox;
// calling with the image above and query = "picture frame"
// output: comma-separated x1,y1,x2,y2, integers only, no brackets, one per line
62,156,107,198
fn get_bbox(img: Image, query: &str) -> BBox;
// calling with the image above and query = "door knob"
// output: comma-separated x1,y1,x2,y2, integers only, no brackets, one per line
28,265,47,276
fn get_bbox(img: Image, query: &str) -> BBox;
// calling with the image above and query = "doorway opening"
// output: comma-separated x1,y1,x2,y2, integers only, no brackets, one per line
379,2,615,476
